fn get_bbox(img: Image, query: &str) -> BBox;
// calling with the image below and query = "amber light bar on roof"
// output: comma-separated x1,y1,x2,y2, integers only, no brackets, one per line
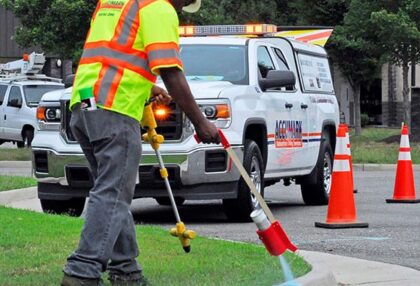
179,24,277,37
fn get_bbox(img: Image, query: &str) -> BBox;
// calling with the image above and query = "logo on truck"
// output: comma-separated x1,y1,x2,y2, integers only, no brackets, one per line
275,120,303,148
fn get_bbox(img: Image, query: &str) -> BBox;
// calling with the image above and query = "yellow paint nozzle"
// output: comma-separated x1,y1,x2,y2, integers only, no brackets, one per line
170,222,196,253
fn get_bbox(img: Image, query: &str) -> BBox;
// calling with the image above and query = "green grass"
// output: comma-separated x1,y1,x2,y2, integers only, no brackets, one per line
350,127,420,164
0,207,310,286
0,175,37,192
0,148,32,161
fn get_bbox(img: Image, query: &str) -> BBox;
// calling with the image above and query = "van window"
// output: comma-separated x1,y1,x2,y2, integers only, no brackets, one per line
7,86,23,107
297,53,334,93
0,85,7,105
257,46,275,78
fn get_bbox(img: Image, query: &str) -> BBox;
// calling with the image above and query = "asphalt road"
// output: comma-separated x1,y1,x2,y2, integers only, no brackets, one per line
2,161,420,271
130,170,420,271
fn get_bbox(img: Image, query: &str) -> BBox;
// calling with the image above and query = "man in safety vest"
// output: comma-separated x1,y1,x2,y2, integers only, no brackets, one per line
61,1,219,285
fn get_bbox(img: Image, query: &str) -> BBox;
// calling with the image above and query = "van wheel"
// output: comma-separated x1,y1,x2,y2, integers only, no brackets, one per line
301,138,333,205
155,197,185,206
40,198,86,217
23,128,34,147
223,140,265,222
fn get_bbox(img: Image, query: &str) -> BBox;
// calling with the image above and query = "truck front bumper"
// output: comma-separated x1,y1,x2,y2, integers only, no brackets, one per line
32,139,243,200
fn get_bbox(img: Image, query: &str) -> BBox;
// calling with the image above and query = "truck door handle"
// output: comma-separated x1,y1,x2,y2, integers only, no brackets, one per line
285,103,293,109
3,115,5,120
301,103,308,109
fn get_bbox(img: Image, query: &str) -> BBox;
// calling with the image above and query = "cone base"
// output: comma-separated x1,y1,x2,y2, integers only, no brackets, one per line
353,189,358,194
386,198,420,204
315,221,369,229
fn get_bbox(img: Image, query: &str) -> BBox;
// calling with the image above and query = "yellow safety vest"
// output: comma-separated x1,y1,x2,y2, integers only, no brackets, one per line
70,0,183,121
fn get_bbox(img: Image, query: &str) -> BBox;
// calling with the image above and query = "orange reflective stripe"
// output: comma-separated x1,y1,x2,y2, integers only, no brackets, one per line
145,42,180,53
84,41,148,59
149,58,183,70
105,68,124,108
80,56,156,82
112,0,137,44
148,49,180,64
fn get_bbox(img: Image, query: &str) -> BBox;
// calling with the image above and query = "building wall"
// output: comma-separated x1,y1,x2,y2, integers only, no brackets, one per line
381,64,420,126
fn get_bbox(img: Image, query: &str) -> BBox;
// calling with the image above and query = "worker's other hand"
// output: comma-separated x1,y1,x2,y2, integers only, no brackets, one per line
151,85,172,105
195,119,221,144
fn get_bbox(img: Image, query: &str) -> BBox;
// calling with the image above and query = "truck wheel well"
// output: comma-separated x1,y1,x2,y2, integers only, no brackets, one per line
244,123,267,169
323,124,336,152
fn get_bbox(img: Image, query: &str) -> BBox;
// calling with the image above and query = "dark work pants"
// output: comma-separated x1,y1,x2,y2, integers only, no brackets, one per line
64,105,142,279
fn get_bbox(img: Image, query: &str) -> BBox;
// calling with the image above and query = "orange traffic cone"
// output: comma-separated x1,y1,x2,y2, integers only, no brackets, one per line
386,124,420,203
344,125,358,194
315,124,368,229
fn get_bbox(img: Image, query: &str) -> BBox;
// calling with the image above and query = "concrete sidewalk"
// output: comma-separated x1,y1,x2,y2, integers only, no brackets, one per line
295,250,420,286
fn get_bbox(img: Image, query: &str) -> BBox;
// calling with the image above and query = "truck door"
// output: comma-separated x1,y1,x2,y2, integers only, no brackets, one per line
270,47,312,171
3,86,24,141
0,85,8,139
256,45,298,176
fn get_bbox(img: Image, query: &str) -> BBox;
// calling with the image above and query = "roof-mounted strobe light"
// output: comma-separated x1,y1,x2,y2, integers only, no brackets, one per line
179,24,277,37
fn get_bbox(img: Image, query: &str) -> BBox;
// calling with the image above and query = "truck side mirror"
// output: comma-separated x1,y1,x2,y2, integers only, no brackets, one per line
9,99,22,108
259,70,296,92
65,74,75,88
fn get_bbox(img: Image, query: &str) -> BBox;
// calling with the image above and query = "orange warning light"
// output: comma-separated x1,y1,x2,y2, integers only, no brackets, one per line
154,105,170,121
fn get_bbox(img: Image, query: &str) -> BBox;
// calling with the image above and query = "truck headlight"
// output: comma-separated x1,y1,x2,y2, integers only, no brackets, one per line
37,104,61,131
198,101,231,128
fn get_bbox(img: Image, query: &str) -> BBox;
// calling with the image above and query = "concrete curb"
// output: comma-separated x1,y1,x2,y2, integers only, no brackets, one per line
0,161,32,168
283,250,337,286
0,187,37,205
353,163,420,171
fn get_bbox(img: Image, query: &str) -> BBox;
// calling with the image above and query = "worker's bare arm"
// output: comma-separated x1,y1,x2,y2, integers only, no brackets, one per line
160,67,220,144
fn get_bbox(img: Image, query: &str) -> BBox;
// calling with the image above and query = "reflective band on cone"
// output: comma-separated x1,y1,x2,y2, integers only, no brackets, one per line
315,124,369,229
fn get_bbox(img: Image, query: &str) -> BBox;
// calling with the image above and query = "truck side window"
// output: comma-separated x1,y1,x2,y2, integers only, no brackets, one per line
0,85,7,105
257,46,275,78
272,48,289,71
7,86,23,107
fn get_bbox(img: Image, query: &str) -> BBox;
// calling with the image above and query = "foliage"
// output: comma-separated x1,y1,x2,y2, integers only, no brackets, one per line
361,113,370,127
0,175,36,192
0,0,97,61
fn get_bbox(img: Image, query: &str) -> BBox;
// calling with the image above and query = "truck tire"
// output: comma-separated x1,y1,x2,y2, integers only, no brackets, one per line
300,138,333,205
155,197,185,206
223,140,265,222
40,198,86,217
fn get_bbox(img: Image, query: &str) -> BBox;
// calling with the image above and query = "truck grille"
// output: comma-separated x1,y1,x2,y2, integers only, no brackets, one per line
61,100,183,143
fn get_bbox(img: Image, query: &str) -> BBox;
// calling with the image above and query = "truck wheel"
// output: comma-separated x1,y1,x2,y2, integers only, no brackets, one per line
155,197,185,206
300,138,333,205
223,140,265,222
40,198,86,217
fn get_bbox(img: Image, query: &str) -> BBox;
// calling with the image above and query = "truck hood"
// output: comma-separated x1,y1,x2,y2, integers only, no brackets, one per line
54,81,234,102
157,80,233,99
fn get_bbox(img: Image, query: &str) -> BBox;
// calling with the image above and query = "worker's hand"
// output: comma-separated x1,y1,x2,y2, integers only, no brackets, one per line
194,119,221,144
151,85,172,105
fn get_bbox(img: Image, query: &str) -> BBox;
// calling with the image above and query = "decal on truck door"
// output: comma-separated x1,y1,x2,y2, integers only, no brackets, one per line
274,120,303,148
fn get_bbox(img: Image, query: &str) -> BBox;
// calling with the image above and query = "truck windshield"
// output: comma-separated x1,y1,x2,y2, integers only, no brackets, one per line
23,85,64,106
180,45,248,85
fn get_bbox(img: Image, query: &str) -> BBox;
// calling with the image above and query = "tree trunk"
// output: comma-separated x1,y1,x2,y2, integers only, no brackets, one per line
354,84,362,135
402,61,410,131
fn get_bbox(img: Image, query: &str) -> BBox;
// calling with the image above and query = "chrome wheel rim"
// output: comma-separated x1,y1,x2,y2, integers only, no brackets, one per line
250,156,262,208
323,152,332,195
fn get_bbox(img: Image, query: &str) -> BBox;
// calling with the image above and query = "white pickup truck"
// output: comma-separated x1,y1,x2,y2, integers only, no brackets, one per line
32,25,339,221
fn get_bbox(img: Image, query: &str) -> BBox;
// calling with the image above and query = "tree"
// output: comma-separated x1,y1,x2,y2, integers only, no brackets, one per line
288,0,350,26
0,0,96,62
326,0,384,135
370,1,420,129
180,0,290,25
